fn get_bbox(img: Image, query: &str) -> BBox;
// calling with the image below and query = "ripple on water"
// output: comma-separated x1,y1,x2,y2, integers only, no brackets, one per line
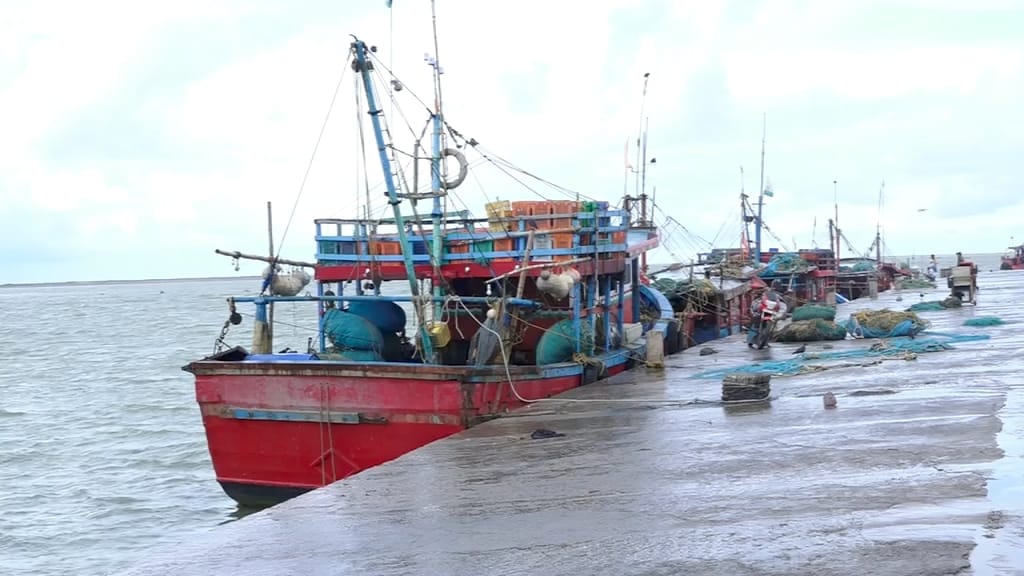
0,278,259,576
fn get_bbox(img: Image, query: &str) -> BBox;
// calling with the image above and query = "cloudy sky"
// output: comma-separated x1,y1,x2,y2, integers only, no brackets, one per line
3,0,1022,283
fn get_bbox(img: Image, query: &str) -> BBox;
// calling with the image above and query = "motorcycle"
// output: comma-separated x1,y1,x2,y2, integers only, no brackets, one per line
747,298,781,350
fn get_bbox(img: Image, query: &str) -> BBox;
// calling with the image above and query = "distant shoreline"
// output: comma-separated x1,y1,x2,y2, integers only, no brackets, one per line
1,252,1005,288
0,276,262,289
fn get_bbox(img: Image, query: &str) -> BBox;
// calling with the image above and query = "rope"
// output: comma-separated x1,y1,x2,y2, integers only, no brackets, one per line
270,61,350,280
572,352,607,374
318,384,326,487
452,297,695,405
326,383,337,482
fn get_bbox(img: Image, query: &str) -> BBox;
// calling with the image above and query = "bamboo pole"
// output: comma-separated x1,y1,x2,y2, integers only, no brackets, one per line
215,249,317,269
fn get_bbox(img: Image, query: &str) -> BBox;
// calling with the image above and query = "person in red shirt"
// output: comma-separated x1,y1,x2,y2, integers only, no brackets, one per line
746,281,788,348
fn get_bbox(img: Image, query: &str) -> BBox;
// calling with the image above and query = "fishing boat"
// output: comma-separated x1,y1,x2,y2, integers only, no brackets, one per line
183,34,676,507
1001,244,1024,270
651,238,757,350
650,270,756,350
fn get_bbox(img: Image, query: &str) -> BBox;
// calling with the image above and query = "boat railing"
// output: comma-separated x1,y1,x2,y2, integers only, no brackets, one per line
315,208,632,264
234,294,543,309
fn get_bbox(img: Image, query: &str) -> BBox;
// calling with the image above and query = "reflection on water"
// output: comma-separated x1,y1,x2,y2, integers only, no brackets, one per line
722,399,774,417
970,386,1024,575
219,506,264,526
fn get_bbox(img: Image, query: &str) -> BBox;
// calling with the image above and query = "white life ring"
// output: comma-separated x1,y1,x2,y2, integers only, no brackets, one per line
443,147,467,190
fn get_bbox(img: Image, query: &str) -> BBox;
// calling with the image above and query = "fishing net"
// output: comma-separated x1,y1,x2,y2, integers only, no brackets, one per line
323,308,385,351
964,316,1006,327
844,309,929,338
719,258,751,278
694,331,991,379
790,304,837,321
761,253,810,275
775,319,848,342
907,301,945,312
652,277,717,299
721,373,771,402
906,297,962,312
320,348,384,362
899,278,936,290
535,319,595,365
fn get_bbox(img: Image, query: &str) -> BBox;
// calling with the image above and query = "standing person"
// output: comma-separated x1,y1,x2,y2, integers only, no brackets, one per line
925,254,938,281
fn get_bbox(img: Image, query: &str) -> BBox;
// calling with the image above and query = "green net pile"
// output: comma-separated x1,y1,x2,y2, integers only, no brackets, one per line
906,297,962,312
775,319,848,342
963,316,1006,327
899,278,937,290
652,277,717,299
791,304,837,322
761,253,810,275
845,309,929,338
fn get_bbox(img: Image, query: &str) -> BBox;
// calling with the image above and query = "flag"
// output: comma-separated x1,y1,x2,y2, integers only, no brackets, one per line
386,0,393,7
763,184,774,197
624,138,633,170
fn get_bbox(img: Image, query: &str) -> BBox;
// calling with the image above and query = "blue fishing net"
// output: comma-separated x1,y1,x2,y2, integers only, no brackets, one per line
693,331,990,379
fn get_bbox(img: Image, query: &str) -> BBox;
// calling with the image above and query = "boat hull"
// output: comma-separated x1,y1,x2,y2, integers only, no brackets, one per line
192,356,631,508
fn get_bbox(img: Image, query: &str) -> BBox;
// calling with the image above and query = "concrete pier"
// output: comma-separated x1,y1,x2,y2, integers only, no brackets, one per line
117,272,1024,576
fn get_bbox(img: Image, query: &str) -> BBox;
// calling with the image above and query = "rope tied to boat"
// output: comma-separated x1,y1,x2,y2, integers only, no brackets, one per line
572,352,607,374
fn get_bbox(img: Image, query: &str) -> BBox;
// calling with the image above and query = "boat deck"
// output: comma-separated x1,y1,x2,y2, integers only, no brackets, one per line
117,272,1024,576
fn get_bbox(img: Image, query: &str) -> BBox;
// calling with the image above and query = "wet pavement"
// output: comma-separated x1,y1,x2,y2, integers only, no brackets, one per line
117,271,1024,576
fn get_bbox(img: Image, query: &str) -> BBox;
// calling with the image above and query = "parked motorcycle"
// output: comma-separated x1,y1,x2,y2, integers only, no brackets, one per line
748,298,781,350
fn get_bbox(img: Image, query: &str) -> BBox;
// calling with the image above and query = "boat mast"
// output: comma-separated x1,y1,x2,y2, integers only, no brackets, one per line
739,166,750,260
833,179,840,274
755,113,766,262
875,181,884,265
427,0,445,325
351,38,435,361
635,73,650,227
640,117,649,219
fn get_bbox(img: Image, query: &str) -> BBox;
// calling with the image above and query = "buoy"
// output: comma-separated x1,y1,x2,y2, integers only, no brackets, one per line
263,266,311,297
535,268,580,300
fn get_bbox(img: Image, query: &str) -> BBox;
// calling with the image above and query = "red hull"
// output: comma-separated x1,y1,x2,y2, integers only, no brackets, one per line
193,360,628,507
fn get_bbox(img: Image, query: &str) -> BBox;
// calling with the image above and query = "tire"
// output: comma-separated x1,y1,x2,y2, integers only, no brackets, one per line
755,321,773,350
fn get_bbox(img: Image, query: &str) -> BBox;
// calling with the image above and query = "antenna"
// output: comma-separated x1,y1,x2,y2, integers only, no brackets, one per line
640,117,649,198
635,72,650,198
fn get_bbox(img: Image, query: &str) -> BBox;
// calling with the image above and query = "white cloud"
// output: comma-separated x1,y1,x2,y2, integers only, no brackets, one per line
2,0,1023,283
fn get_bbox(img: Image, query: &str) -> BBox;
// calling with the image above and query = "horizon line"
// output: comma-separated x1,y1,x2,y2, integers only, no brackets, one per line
0,274,262,289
